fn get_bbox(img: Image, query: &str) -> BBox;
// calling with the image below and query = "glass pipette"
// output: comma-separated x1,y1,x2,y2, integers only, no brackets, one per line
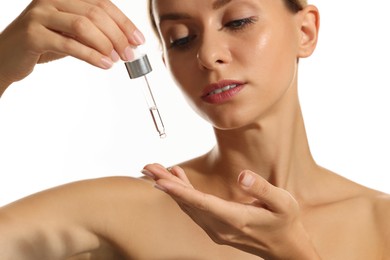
124,49,166,138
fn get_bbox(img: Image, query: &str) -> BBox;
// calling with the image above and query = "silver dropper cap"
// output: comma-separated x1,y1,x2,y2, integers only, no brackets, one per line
125,54,152,79
123,48,166,138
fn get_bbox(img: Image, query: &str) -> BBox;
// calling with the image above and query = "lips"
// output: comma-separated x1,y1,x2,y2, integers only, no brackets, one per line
201,80,245,104
205,83,239,96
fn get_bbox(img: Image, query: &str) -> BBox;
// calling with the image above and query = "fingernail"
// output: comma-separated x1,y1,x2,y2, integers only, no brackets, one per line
239,172,255,188
132,29,145,45
141,169,155,179
110,50,120,62
100,57,113,69
124,46,134,61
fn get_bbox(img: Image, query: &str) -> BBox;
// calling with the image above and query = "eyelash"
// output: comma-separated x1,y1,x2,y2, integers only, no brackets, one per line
224,16,258,31
169,35,196,50
169,17,257,50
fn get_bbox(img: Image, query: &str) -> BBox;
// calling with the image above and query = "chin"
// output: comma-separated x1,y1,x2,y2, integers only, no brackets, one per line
193,101,266,131
207,115,258,132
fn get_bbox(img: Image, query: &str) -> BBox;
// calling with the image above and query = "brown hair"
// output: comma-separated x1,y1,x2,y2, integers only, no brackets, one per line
147,0,308,37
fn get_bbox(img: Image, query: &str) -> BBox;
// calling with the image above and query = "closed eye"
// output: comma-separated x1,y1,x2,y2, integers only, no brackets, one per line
169,35,197,50
224,17,258,31
168,17,258,50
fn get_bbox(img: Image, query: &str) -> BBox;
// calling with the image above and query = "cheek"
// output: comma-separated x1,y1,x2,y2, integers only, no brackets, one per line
252,27,295,66
229,26,298,125
165,54,200,104
167,60,190,94
246,26,298,89
166,50,197,85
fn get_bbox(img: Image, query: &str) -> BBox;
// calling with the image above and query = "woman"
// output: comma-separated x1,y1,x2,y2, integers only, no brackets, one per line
0,0,389,259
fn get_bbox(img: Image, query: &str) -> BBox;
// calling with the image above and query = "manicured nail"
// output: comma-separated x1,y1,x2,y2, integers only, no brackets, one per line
110,50,120,62
132,29,145,45
141,169,155,179
239,172,255,188
100,57,113,69
124,46,134,61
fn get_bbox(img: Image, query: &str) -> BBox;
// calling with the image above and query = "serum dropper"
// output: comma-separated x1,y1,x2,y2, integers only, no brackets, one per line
124,48,166,138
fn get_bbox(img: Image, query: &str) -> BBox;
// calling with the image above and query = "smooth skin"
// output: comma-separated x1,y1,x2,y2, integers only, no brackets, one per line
1,0,390,259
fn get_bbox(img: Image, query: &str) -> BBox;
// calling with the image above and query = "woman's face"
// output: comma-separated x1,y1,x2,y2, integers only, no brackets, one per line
153,0,305,130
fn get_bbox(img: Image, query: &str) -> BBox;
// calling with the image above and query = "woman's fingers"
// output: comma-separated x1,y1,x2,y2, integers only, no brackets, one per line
238,170,298,214
157,177,242,217
143,165,298,216
169,166,193,187
28,0,144,64
142,164,191,187
53,0,142,61
81,0,145,45
143,164,251,221
43,12,114,57
28,24,112,69
0,0,146,89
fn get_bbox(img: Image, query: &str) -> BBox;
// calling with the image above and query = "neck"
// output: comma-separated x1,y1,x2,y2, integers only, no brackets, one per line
201,85,318,201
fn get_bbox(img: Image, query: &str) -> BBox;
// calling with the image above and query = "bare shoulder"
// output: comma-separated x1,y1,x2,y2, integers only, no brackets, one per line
370,189,390,215
352,185,390,258
311,170,390,259
370,190,390,256
1,175,157,216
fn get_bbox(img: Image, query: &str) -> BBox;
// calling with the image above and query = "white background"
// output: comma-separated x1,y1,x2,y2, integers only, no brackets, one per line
0,0,389,206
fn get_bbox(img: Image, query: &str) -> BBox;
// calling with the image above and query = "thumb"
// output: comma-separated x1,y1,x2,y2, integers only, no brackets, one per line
237,170,289,212
238,170,271,198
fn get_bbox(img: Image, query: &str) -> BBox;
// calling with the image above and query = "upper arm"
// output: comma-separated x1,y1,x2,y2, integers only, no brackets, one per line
0,176,154,259
0,179,106,259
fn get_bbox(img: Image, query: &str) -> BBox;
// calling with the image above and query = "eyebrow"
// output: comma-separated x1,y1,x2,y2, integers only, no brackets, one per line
159,13,191,24
159,0,233,24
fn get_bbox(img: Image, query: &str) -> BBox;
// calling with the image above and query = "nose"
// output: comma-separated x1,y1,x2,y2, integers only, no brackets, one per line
196,31,232,71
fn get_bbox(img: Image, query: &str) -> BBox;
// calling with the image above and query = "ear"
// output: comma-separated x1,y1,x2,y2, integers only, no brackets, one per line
297,5,320,58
